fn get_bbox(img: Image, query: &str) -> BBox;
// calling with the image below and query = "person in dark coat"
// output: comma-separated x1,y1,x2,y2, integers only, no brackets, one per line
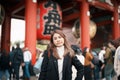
39,29,84,80
9,46,15,80
0,49,10,80
12,43,24,80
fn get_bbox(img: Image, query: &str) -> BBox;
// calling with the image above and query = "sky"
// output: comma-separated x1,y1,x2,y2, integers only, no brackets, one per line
0,18,25,48
11,18,25,44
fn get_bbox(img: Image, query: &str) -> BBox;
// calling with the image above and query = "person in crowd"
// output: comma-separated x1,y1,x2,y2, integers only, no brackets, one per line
104,40,116,80
9,46,15,80
91,50,100,80
82,47,93,80
107,40,116,60
0,49,10,80
38,29,84,80
98,45,106,80
114,41,120,80
99,45,106,65
71,45,85,80
12,43,24,80
22,47,32,80
71,45,84,66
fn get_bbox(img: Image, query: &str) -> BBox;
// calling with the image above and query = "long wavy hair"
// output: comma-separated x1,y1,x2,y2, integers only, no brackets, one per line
47,30,74,59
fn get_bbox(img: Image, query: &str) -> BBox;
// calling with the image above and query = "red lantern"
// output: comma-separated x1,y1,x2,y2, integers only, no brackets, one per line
37,1,62,40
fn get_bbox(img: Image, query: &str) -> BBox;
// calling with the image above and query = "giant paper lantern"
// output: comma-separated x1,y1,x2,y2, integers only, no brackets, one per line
37,1,62,40
72,19,97,39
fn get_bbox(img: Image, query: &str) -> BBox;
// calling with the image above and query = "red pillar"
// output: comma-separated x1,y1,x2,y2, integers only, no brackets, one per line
25,0,37,65
80,0,90,49
1,13,11,53
112,2,120,39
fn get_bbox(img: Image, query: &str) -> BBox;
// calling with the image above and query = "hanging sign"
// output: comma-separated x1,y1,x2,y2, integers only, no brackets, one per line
37,1,62,40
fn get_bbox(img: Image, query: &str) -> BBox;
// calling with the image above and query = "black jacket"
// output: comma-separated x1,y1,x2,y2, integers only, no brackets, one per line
0,54,10,70
39,50,84,80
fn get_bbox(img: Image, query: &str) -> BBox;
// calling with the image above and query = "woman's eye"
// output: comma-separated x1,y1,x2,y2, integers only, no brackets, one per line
58,36,62,39
53,37,57,40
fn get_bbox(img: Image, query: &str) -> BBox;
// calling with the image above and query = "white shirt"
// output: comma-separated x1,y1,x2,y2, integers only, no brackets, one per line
23,50,32,62
99,50,105,63
57,46,64,80
76,54,85,65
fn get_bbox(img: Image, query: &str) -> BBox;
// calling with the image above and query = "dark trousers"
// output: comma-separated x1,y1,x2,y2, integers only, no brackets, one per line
84,65,92,80
13,63,21,80
93,65,100,80
101,67,105,78
9,65,15,80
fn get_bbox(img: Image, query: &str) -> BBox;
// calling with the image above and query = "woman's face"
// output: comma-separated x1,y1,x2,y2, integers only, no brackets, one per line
53,33,64,47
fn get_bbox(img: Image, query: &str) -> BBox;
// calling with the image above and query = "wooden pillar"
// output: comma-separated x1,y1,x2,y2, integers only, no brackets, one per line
112,2,120,39
25,0,37,65
1,13,11,53
80,0,90,49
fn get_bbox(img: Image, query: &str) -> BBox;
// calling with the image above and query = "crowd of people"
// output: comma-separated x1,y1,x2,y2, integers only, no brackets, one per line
78,39,120,80
0,43,33,80
38,29,120,80
0,29,120,80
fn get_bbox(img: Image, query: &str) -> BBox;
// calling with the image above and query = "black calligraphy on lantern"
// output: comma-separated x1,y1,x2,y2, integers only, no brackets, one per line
44,0,57,9
43,1,61,35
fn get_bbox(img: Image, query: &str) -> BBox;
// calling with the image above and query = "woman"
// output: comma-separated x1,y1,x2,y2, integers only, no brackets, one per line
82,47,93,80
39,29,84,80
